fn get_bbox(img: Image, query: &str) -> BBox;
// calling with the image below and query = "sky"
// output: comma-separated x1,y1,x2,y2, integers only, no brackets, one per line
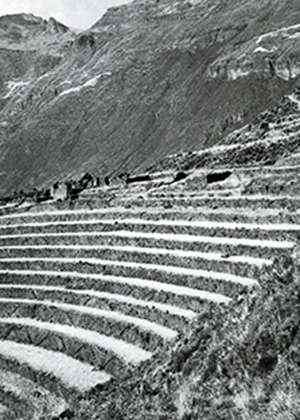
0,0,132,29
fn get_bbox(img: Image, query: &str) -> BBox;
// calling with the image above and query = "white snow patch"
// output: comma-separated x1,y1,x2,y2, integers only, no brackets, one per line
59,85,83,96
58,80,72,86
0,269,232,304
0,317,151,365
59,73,112,96
253,46,277,54
0,298,177,340
256,24,300,44
35,72,51,82
0,339,111,392
4,81,30,99
83,75,103,87
228,68,252,81
0,284,196,319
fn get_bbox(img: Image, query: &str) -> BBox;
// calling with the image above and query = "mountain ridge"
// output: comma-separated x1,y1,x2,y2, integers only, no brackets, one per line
0,0,300,195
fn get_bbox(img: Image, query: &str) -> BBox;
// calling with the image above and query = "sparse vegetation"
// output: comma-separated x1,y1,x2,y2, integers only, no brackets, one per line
1,1,300,418
74,261,300,420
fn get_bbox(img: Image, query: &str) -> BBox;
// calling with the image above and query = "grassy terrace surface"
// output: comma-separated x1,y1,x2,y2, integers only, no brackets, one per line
0,316,153,364
0,283,197,318
1,206,300,224
0,163,299,419
1,219,300,244
0,369,67,419
0,270,232,309
0,403,7,416
0,340,111,393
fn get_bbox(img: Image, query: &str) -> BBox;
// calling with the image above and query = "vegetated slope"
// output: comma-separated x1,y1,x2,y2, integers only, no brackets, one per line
1,0,300,194
87,277,300,420
148,86,300,173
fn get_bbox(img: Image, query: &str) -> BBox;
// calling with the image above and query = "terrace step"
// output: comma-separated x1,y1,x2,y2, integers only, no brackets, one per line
240,171,300,182
0,315,154,365
241,171,300,194
277,154,300,167
0,269,232,310
113,194,300,210
0,246,273,279
161,166,300,192
0,203,19,212
0,297,177,351
0,230,293,259
0,203,35,217
0,339,112,394
0,197,289,218
0,368,67,419
0,283,196,330
0,160,298,412
0,217,299,241
0,258,260,299
0,314,153,380
1,207,300,225
227,164,300,175
83,187,244,200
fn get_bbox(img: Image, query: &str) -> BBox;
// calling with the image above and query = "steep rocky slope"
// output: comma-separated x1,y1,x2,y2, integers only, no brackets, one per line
1,0,300,194
0,13,74,102
147,87,300,172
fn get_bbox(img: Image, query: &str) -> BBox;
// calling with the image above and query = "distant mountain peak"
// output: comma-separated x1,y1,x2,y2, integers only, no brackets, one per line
47,17,70,34
0,13,46,26
0,13,70,33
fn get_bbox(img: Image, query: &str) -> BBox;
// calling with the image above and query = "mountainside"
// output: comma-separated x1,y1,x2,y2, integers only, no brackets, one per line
147,87,300,173
1,0,300,194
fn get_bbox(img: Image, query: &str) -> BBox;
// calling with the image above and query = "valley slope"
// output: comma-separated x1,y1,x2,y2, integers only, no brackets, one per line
0,0,300,194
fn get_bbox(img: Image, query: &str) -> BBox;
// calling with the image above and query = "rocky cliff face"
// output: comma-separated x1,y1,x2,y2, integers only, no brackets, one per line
0,0,300,194
0,13,73,91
